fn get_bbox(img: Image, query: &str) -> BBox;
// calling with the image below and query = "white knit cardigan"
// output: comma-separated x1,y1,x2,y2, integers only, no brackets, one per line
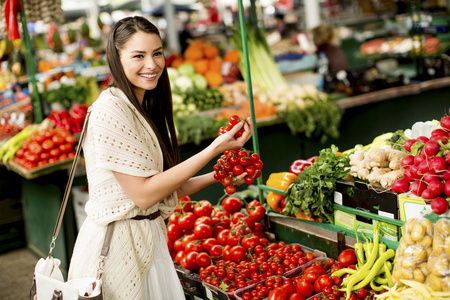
68,87,177,299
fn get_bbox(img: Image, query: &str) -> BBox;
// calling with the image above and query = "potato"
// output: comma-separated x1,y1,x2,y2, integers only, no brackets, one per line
413,268,425,283
404,218,417,235
445,236,450,258
432,257,449,276
411,222,426,241
420,218,433,236
418,235,433,248
412,247,428,263
433,235,445,255
401,258,417,269
402,232,413,245
419,262,430,276
435,218,450,236
427,274,444,292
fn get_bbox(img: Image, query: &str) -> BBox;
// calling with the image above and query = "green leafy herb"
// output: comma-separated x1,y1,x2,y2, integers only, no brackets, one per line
280,96,341,143
284,145,350,223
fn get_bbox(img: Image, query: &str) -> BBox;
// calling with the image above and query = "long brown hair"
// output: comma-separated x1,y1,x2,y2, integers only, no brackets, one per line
105,16,179,170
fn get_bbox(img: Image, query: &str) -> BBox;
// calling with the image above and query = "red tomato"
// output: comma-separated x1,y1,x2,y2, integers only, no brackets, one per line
59,143,73,153
176,196,193,213
168,212,179,225
296,279,313,298
184,241,203,253
282,282,297,295
201,238,218,253
302,271,319,283
193,223,212,240
209,244,223,258
338,249,358,268
195,252,211,268
193,200,213,218
225,185,236,195
52,134,65,146
166,223,182,241
288,293,305,300
222,196,242,214
241,235,260,249
194,216,213,227
247,205,266,222
177,212,196,230
216,229,230,245
65,135,77,144
184,251,199,270
317,274,334,291
41,139,55,151
268,287,288,300
229,245,246,262
356,289,367,299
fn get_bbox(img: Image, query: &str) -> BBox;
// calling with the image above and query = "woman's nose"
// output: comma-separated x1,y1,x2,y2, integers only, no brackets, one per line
144,56,157,69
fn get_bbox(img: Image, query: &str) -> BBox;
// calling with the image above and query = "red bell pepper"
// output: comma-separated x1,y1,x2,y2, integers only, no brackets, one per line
289,159,312,175
3,0,22,40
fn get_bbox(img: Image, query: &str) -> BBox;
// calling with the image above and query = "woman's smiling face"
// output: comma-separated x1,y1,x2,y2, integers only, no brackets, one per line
119,31,165,103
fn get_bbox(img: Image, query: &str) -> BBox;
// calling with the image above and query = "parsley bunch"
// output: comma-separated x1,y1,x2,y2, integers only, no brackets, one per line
284,145,350,224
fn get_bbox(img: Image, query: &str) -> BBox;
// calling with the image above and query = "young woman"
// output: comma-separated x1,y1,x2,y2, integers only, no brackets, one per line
68,16,252,299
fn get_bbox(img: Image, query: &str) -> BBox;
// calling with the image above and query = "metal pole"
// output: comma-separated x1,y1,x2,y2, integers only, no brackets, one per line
19,0,43,123
237,0,264,204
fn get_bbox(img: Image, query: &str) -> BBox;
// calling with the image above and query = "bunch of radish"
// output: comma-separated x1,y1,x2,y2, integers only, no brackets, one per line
391,110,450,214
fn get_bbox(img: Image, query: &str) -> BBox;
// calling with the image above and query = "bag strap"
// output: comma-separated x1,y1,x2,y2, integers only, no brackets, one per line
47,107,115,278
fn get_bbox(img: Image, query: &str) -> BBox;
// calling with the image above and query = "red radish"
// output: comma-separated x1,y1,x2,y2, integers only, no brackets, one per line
410,180,426,196
428,179,444,197
441,116,450,131
430,135,449,143
429,156,447,174
409,164,422,180
391,178,410,194
445,180,450,197
443,167,450,181
401,155,415,168
423,172,438,183
431,197,449,215
418,160,430,175
417,136,429,143
403,168,414,182
404,139,418,152
432,128,448,136
446,152,450,165
421,189,435,200
414,152,426,165
424,140,440,156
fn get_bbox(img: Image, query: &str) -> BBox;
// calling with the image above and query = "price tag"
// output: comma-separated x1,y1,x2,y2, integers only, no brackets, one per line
334,191,343,205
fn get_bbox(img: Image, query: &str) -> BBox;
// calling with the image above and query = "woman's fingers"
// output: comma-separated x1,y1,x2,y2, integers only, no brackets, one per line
232,172,248,186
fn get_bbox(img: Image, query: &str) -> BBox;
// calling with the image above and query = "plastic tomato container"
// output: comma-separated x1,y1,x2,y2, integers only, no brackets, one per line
281,244,327,278
234,275,286,300
203,281,237,300
234,257,329,300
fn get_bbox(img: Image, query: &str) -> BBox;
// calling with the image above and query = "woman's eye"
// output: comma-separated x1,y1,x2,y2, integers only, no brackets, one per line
154,51,163,57
134,54,144,58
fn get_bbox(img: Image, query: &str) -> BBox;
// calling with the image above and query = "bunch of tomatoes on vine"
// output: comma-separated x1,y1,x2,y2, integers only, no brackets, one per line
215,114,263,195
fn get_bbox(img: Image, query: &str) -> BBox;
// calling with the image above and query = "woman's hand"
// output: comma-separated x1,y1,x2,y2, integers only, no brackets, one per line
209,117,253,155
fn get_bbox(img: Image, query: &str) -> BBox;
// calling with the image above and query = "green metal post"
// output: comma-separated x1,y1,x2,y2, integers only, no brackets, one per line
19,0,43,123
237,0,265,204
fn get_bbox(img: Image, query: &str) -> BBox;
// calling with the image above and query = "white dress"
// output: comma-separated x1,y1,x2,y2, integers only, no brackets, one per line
143,219,185,299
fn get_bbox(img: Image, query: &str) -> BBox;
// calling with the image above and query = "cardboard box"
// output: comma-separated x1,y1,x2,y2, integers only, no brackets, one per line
398,192,450,222
334,181,398,219
334,209,400,241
